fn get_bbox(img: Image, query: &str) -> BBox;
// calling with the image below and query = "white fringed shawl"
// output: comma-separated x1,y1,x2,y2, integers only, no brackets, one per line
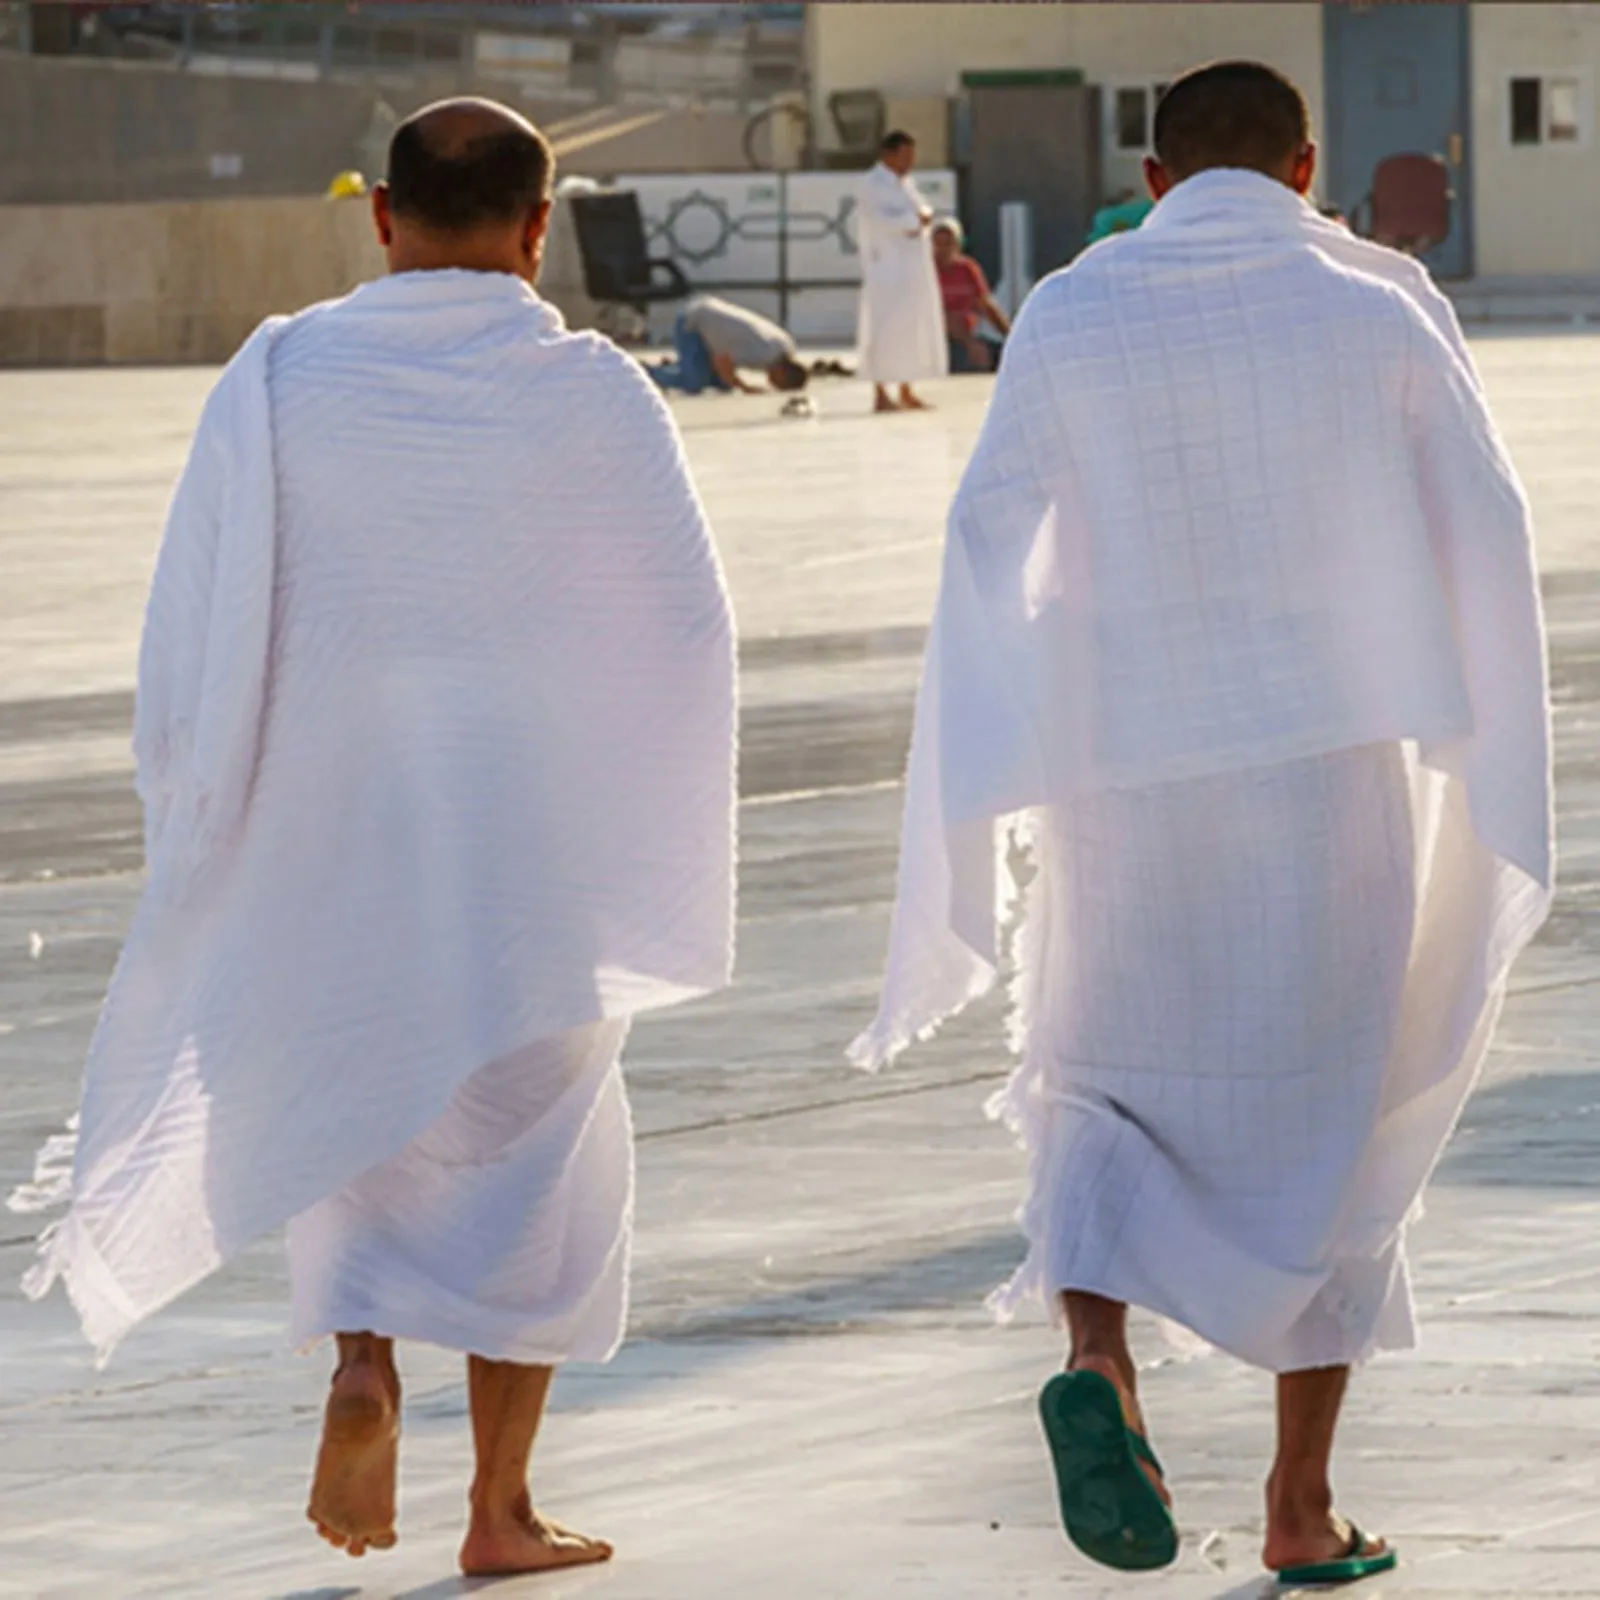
13,272,737,1361
851,172,1552,1071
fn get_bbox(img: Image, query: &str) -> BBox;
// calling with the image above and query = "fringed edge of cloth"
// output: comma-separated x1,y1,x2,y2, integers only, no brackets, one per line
7,1113,78,1215
982,815,1053,1326
844,965,997,1075
10,1208,136,1369
845,814,1037,1073
8,1116,88,1343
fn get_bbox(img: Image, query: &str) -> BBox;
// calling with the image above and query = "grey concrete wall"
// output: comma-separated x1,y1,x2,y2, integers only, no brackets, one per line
0,53,770,207
0,54,385,204
0,193,597,367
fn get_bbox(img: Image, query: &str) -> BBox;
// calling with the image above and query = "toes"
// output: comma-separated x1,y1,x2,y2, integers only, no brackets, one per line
555,1532,613,1563
309,1510,397,1559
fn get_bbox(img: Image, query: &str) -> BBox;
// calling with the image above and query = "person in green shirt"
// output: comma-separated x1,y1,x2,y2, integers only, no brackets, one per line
1087,190,1155,246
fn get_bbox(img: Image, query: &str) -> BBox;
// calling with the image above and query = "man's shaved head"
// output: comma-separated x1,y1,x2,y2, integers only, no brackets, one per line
1153,62,1311,182
386,98,553,235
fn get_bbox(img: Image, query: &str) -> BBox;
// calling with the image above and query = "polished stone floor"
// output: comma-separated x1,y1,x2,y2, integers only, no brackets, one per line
3,341,1600,1598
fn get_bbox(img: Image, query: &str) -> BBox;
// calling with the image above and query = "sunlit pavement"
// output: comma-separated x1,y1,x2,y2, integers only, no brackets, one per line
4,339,1600,1597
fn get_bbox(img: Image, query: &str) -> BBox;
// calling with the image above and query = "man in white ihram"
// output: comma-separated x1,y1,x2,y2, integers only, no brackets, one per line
856,129,948,413
12,100,735,1577
853,62,1551,1585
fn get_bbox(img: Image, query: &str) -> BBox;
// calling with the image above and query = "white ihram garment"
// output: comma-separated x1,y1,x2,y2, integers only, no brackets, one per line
289,1020,633,1363
851,171,1552,1373
855,162,949,385
11,271,737,1365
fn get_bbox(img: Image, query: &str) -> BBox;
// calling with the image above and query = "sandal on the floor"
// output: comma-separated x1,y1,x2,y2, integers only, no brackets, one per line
1277,1524,1398,1586
1038,1369,1179,1572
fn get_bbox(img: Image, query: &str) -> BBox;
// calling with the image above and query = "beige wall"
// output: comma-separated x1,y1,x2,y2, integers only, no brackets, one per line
0,196,596,367
0,196,384,364
809,3,1324,193
883,95,951,167
1,54,775,209
1471,3,1600,277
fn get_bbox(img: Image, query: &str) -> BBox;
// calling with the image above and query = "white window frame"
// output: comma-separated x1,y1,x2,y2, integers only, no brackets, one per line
1104,79,1169,156
1506,70,1592,150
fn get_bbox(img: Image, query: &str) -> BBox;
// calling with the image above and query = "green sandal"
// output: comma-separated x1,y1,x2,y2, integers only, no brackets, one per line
1038,1370,1179,1572
1277,1525,1398,1587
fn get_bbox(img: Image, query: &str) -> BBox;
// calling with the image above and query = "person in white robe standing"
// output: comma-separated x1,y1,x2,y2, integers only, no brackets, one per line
9,100,736,1579
855,130,949,413
851,62,1552,1584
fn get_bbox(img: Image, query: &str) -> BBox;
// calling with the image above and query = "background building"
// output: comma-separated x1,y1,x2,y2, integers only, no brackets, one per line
4,1,1600,366
0,1,808,201
808,1,1600,282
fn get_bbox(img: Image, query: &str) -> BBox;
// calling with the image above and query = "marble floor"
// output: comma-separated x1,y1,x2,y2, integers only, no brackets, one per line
3,341,1600,1597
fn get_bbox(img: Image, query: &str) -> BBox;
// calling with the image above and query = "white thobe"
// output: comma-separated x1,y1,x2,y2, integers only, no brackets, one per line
851,171,1552,1373
13,270,737,1365
855,161,949,385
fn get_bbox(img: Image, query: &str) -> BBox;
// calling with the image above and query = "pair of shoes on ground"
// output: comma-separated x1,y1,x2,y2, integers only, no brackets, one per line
1038,1370,1398,1587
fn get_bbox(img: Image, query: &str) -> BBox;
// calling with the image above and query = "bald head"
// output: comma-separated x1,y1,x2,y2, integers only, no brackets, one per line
386,97,553,236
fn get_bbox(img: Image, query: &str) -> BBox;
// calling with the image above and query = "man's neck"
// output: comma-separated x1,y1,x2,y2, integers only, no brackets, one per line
386,228,532,280
388,254,529,281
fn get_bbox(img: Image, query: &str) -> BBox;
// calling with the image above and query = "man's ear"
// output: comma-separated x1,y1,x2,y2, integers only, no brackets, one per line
1290,142,1318,197
372,182,395,248
524,199,553,257
1144,155,1176,202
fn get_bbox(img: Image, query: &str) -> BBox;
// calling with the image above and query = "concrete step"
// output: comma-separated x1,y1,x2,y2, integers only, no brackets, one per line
1447,276,1600,325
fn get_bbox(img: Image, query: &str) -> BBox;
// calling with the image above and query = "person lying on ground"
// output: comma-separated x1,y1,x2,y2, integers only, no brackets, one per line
647,293,809,395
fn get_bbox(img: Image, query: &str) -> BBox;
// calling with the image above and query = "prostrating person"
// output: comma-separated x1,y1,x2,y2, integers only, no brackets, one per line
648,292,809,396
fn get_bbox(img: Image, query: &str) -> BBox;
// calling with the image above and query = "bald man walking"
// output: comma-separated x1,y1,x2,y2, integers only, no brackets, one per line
15,100,735,1576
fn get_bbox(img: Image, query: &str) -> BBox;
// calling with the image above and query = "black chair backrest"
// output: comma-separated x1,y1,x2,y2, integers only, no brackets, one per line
568,191,653,303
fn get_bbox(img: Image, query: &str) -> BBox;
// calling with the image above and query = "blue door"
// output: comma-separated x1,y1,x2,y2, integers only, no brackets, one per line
1323,2,1472,278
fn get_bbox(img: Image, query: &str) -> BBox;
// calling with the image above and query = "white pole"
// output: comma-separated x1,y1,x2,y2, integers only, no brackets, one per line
995,200,1035,317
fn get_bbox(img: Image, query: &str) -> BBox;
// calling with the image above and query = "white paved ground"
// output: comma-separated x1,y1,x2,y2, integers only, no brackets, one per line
4,339,1600,1598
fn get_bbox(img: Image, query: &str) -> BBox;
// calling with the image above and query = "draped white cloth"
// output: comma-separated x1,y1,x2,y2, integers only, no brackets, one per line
12,271,737,1364
288,1019,635,1365
850,171,1553,1371
855,162,949,386
1297,206,1477,377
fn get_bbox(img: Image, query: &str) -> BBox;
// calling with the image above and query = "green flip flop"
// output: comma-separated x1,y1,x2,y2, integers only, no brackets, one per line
1038,1369,1179,1572
1276,1525,1398,1587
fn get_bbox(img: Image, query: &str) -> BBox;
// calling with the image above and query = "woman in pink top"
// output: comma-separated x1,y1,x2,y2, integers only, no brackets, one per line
932,217,1012,373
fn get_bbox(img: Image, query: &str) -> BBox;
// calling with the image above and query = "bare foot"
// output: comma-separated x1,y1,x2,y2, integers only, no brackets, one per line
460,1491,614,1576
898,388,932,411
873,395,901,413
1068,1352,1172,1508
1263,1505,1389,1574
307,1356,400,1558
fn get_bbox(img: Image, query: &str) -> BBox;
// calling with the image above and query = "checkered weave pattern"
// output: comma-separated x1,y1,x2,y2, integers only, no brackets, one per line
15,271,737,1361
